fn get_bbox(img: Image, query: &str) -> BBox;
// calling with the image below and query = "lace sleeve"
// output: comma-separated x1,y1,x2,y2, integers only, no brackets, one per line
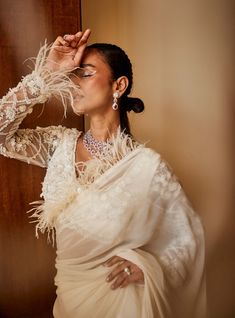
149,158,204,288
0,42,78,167
1,125,69,167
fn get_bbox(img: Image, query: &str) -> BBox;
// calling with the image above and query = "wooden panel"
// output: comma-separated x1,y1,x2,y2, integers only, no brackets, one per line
0,1,82,317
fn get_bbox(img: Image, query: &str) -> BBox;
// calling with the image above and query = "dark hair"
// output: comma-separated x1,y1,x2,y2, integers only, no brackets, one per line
86,43,144,135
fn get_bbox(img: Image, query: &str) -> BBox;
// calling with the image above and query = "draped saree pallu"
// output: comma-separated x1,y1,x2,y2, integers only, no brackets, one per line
0,44,207,318
49,141,206,318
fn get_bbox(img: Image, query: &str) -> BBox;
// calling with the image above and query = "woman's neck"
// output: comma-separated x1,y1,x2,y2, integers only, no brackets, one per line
88,115,120,141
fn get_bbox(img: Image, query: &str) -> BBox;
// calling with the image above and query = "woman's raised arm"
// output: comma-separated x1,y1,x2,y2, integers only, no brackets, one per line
0,29,91,167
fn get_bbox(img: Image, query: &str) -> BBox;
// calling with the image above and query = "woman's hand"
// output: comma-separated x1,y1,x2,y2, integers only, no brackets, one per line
46,29,91,73
104,256,144,289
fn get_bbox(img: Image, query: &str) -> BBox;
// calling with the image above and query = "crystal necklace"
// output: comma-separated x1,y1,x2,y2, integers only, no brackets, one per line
83,130,112,158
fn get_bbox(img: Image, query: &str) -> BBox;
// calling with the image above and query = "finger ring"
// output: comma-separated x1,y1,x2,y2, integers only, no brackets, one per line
124,267,131,276
63,34,69,40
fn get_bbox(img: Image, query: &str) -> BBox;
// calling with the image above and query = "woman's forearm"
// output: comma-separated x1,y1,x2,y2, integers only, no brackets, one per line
0,42,78,156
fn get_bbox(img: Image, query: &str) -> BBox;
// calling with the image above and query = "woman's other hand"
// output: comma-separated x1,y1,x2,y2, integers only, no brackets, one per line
104,256,144,289
46,29,91,73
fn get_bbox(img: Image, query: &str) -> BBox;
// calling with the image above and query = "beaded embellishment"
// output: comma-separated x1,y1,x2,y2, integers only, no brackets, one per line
83,130,112,158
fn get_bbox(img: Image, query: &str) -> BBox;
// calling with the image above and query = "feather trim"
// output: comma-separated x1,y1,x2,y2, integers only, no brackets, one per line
75,128,143,186
29,127,143,243
28,189,77,245
23,41,79,117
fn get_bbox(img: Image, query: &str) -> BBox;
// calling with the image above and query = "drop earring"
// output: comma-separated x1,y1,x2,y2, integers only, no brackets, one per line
112,92,119,110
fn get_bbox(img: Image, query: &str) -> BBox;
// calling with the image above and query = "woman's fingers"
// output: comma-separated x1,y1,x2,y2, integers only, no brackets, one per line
46,30,90,72
106,261,128,282
52,36,69,48
120,279,129,288
74,29,91,65
76,28,91,45
82,28,91,42
104,256,124,267
58,29,91,66
62,29,90,48
50,35,75,55
110,272,128,289
71,31,83,47
106,261,139,283
114,269,144,289
104,258,145,289
63,32,82,48
108,265,142,289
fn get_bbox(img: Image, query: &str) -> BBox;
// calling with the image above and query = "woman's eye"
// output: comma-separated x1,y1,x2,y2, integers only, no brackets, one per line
73,68,96,78
82,70,96,78
82,73,92,78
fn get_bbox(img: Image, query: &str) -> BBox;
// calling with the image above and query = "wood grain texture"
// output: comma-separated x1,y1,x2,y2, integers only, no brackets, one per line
0,1,82,317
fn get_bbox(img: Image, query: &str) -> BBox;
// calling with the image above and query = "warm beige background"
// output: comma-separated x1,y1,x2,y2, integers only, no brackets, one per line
82,1,235,317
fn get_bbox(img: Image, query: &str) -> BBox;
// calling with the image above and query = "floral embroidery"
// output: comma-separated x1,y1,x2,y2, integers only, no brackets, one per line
22,72,46,96
152,159,181,201
0,42,80,165
0,144,7,154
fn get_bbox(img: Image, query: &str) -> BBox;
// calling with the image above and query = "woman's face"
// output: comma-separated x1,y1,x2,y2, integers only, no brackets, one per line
71,49,115,116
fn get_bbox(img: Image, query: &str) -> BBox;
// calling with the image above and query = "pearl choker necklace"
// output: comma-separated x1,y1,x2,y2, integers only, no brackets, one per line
83,130,112,158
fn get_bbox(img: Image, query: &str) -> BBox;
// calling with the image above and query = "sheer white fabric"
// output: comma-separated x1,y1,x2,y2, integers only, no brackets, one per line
0,44,207,318
51,144,206,318
1,112,207,317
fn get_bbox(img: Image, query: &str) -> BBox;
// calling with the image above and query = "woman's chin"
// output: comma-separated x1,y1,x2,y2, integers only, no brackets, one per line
71,105,86,115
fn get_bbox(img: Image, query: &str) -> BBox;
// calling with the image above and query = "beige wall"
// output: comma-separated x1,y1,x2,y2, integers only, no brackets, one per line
81,1,235,317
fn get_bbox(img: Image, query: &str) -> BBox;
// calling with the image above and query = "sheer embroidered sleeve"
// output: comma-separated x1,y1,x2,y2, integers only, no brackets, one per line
1,125,70,167
150,158,204,288
0,43,78,167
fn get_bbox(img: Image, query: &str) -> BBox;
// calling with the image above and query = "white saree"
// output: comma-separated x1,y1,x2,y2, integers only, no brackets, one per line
0,44,207,318
47,131,206,318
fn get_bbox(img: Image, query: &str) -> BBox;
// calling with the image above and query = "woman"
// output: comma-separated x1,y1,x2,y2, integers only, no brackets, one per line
0,29,207,318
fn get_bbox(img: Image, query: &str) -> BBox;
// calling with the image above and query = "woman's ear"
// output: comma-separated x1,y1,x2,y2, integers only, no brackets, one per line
113,76,129,97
